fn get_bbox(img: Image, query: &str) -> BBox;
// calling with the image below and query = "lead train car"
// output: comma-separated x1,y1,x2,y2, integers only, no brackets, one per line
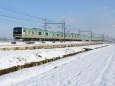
13,27,101,41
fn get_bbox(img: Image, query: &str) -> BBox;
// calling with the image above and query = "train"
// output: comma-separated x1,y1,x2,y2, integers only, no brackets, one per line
13,27,102,41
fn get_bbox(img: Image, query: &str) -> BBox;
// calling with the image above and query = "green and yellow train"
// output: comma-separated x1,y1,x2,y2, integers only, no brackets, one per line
13,27,102,41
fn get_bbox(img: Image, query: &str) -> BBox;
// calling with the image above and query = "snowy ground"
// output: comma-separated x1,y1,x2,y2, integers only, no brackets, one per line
0,41,89,45
0,44,106,70
0,44,114,86
0,41,94,50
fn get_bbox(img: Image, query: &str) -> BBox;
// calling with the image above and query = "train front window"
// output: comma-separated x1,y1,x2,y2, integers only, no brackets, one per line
13,27,22,34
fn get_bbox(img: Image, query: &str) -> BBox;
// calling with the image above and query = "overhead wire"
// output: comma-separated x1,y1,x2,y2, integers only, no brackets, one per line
0,6,46,20
0,4,65,31
0,14,41,22
0,5,58,27
0,4,48,28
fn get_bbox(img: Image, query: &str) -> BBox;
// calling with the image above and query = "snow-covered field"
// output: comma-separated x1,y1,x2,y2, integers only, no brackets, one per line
0,44,106,70
0,44,114,86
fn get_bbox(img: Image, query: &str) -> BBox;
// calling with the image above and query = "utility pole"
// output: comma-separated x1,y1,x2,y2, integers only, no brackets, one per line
45,20,66,42
106,35,108,42
79,29,81,35
91,30,93,42
43,19,47,30
79,30,93,42
93,34,103,42
63,20,65,42
102,34,104,42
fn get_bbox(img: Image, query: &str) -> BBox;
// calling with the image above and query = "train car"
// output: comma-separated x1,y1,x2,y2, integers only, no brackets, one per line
13,27,102,41
13,27,54,41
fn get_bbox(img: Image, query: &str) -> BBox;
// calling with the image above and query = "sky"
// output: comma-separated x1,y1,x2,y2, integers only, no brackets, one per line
0,0,115,39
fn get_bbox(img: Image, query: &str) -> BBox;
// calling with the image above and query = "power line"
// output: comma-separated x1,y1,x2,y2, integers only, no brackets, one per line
0,14,40,22
0,4,60,28
0,5,57,28
66,25,80,34
0,6,46,20
45,20,66,42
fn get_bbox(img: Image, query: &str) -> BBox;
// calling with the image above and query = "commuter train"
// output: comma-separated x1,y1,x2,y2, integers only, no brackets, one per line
13,27,102,41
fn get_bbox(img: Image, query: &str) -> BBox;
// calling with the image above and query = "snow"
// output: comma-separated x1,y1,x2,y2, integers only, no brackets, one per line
0,41,94,50
0,43,114,86
0,41,88,45
0,47,82,69
0,44,106,70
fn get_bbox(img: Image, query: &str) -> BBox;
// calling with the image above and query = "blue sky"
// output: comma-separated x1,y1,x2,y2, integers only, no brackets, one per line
0,0,115,39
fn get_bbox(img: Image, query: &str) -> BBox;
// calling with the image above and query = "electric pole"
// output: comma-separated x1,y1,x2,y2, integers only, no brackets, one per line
43,19,47,30
102,34,104,42
79,30,93,42
63,20,65,42
45,20,66,42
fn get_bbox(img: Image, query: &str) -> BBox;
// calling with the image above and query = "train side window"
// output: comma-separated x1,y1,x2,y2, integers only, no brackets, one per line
23,30,27,34
45,33,48,36
57,34,59,36
23,30,26,32
38,32,41,35
32,31,34,35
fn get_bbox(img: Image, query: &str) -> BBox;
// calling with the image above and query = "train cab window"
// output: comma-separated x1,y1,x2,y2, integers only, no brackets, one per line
38,32,41,35
13,27,22,34
61,34,63,37
45,33,48,36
